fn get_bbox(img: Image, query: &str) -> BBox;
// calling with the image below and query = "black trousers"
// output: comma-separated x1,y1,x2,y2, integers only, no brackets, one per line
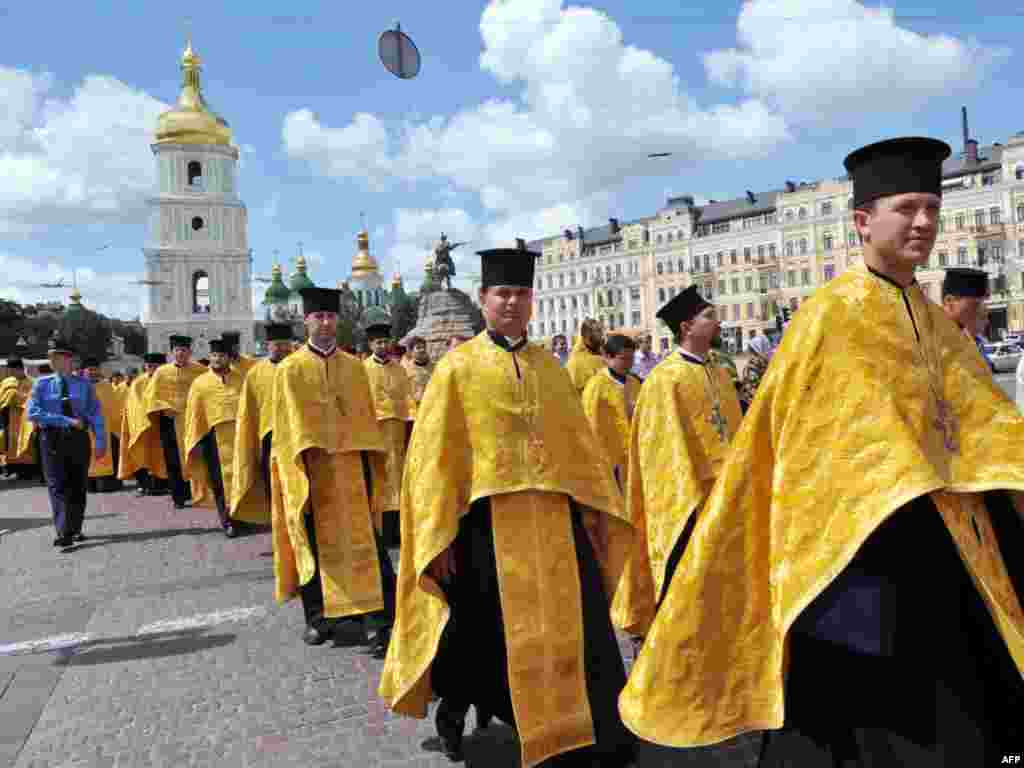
199,431,230,527
40,428,91,538
298,452,397,630
157,415,189,505
260,433,272,504
88,435,122,493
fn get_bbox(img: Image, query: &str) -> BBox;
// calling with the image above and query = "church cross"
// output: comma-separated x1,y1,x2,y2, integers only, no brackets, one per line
708,403,728,442
934,397,960,453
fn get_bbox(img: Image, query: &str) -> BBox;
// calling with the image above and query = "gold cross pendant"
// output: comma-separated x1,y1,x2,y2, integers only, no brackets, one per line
934,397,959,454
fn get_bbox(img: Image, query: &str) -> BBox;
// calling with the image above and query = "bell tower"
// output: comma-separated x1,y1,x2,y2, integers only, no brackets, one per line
141,36,253,357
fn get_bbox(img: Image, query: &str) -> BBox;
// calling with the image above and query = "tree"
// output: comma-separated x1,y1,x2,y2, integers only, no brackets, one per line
335,285,362,350
60,306,112,362
390,291,418,341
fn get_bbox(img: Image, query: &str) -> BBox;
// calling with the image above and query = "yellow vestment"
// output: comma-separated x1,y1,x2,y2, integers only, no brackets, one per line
87,381,123,478
232,355,260,378
13,379,38,465
144,361,206,459
402,358,434,420
0,377,34,467
230,359,277,524
183,369,242,510
581,368,640,490
363,356,412,515
619,264,1024,747
565,336,604,395
118,373,167,480
378,332,634,768
611,353,743,635
270,345,388,618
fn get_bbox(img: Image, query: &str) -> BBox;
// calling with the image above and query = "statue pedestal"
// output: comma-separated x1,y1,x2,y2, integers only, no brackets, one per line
403,289,483,361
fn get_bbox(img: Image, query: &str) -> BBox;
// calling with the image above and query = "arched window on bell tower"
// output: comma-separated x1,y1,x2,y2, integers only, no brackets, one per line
193,270,211,314
187,160,203,190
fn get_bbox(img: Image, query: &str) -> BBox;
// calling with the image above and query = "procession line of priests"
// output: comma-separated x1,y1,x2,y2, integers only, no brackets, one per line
363,323,413,544
144,336,205,508
611,286,743,638
0,359,38,478
83,358,125,492
620,137,1024,764
118,354,168,493
564,318,605,396
379,245,637,767
230,324,295,527
183,339,243,535
401,336,433,421
270,287,396,654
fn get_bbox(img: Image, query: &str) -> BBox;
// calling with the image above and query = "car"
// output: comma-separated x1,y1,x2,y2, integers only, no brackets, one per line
982,342,1022,373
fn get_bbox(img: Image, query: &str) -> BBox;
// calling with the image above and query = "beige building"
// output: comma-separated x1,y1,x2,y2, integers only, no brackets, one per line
530,115,1024,353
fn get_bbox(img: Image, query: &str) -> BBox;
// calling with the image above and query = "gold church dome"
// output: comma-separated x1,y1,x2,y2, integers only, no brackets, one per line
155,38,233,147
351,231,379,278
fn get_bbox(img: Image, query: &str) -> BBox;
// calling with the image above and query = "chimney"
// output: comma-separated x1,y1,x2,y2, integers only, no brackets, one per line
962,106,969,153
966,139,979,165
785,181,796,192
564,228,573,241
746,190,756,204
609,217,620,234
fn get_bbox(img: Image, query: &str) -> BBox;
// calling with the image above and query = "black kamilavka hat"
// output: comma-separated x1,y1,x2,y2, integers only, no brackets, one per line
300,287,341,315
656,285,712,331
478,239,539,288
264,324,294,342
844,137,952,209
942,268,989,298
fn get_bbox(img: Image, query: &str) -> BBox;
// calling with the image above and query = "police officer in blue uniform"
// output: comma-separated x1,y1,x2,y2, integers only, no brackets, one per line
26,338,106,548
941,267,996,372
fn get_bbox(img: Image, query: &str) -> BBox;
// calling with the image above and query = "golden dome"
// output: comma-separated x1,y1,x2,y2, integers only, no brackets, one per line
391,271,403,287
155,38,233,146
351,231,380,278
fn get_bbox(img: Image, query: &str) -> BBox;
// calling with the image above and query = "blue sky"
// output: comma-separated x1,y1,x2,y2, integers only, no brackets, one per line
0,0,1020,317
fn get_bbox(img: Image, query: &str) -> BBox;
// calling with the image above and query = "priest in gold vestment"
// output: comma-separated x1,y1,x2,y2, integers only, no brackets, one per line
581,333,639,495
83,358,124,493
379,243,637,768
230,324,293,528
402,336,433,421
183,340,243,537
363,320,413,549
0,358,38,481
119,354,168,496
565,317,605,395
611,286,743,640
145,336,205,509
271,287,396,655
621,138,1024,766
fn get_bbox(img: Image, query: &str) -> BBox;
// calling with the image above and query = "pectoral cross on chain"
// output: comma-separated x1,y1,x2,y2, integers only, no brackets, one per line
709,403,728,442
935,397,959,453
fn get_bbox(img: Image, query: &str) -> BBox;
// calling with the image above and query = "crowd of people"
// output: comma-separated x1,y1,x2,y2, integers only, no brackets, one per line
1,136,1023,767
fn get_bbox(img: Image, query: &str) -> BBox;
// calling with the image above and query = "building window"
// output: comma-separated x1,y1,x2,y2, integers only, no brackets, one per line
559,298,566,311
677,259,686,272
745,276,754,292
768,244,776,260
757,245,765,262
937,217,945,234
656,234,663,244
605,266,612,282
955,214,965,230
719,280,727,295
759,274,769,292
990,207,1001,225
744,247,752,263
798,207,807,220
657,262,663,275
823,234,833,251
730,249,738,265
799,238,808,254
746,302,754,319
666,260,674,274
824,265,835,282
658,288,666,303
847,196,853,210
717,251,724,267
547,276,553,289
993,244,1003,263
1018,204,1024,223
561,319,567,333
559,273,565,288
692,256,700,272
821,201,833,216
616,263,623,277
732,304,740,321
192,270,210,314
569,272,576,286
187,161,203,188
957,246,968,265
731,278,740,294
787,270,796,288
582,295,589,308
571,295,578,309
666,233,673,243
630,287,640,301
632,310,641,327
669,287,678,298
975,210,985,229
785,241,794,257
536,279,542,291
785,210,794,221
802,269,811,286
618,312,625,327
938,251,948,266
982,173,998,187
978,245,988,265
712,222,730,234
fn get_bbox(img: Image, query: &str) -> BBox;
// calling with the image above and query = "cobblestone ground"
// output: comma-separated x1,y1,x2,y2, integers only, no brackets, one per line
0,478,761,767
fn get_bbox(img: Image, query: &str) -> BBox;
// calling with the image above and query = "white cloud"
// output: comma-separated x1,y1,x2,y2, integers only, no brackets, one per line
0,251,142,319
282,0,789,222
703,0,1009,121
0,68,170,234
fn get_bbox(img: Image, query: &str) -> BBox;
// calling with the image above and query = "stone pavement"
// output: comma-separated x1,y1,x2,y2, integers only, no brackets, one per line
0,477,761,768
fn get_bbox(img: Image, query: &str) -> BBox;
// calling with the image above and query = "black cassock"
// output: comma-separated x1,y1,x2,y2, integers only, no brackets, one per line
431,499,637,768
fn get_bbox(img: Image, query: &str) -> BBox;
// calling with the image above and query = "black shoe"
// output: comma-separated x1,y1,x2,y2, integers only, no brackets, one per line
53,536,73,547
330,619,367,647
369,627,392,660
173,500,187,509
135,487,148,496
73,533,87,542
224,525,238,539
435,700,466,762
302,625,329,646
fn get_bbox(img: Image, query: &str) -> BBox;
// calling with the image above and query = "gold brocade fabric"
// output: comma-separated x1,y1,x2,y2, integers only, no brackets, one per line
378,332,633,768
367,419,406,519
145,362,206,459
183,369,243,509
119,374,168,480
232,355,260,378
611,354,742,635
620,264,1024,748
565,338,604,396
364,357,413,422
14,384,37,464
87,381,123,478
271,345,386,592
229,359,276,525
403,359,434,421
581,369,640,490
0,377,33,466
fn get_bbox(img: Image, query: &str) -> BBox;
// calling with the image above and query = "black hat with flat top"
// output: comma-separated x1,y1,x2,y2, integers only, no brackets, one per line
478,238,539,288
942,268,989,298
81,357,101,369
208,339,228,354
656,285,712,331
6,358,23,369
143,353,165,365
844,136,952,209
300,287,341,316
264,324,294,342
48,337,74,355
169,335,193,349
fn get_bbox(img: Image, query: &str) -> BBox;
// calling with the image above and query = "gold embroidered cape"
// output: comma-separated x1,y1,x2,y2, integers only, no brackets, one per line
378,332,634,768
88,381,123,478
364,357,412,515
270,346,388,617
232,355,260,378
619,264,1024,747
230,359,276,525
183,369,242,510
13,379,38,464
611,353,743,635
118,373,167,480
565,337,605,396
0,377,33,466
581,368,640,488
144,361,206,459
